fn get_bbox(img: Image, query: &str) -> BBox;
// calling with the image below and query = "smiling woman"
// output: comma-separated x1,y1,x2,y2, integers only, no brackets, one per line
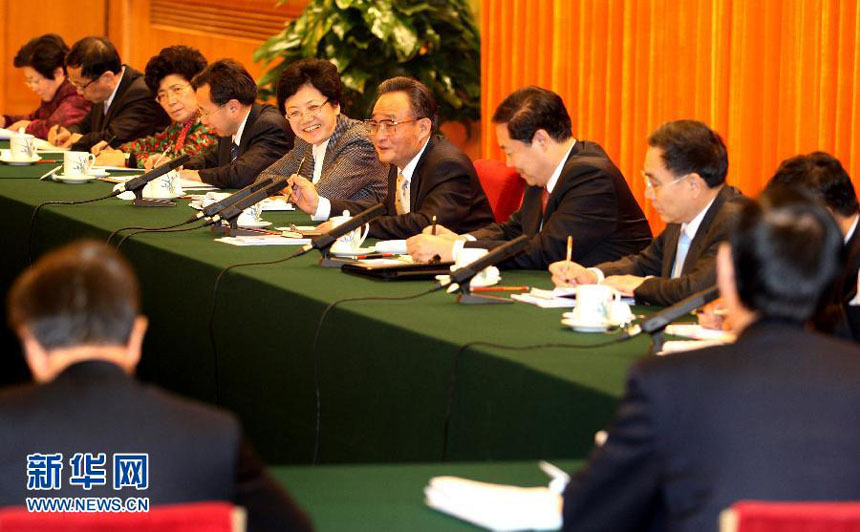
93,46,218,169
1,34,91,139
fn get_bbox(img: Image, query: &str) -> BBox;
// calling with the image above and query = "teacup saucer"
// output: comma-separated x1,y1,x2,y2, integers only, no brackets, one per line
237,220,272,229
331,246,375,257
53,174,97,184
561,317,611,333
0,152,41,165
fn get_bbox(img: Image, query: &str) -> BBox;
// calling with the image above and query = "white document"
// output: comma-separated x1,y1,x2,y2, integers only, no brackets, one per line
216,236,311,246
425,476,562,531
665,324,735,342
260,197,295,211
374,239,408,254
658,339,731,355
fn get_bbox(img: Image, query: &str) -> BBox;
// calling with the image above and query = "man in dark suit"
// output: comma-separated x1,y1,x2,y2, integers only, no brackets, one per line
182,59,293,189
550,120,742,305
288,77,494,239
562,188,860,532
0,241,312,532
407,86,651,270
49,36,169,151
768,151,860,341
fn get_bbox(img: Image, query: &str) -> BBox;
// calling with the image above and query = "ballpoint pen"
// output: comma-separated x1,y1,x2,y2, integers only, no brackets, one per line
432,214,437,235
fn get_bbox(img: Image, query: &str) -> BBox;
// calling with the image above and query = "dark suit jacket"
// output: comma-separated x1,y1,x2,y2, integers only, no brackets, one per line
814,225,860,341
329,135,494,239
0,361,312,532
185,103,293,189
598,185,743,305
563,319,860,532
70,66,169,152
468,140,652,270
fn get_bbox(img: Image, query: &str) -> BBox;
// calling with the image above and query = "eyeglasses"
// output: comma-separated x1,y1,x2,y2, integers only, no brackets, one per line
198,103,226,120
286,99,331,122
642,171,691,192
363,118,423,136
155,83,192,104
69,76,98,92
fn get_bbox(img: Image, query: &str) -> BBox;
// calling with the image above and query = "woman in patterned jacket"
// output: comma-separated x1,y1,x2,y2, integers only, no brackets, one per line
257,58,387,204
93,46,216,169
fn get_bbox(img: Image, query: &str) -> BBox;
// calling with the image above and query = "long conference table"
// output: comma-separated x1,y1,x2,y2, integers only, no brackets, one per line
0,146,656,467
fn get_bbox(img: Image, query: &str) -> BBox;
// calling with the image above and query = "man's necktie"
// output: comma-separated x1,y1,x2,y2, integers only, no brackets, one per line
395,172,408,214
541,188,550,214
672,230,691,278
230,142,239,163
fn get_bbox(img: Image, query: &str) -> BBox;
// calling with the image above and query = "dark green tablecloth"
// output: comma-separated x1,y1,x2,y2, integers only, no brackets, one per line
0,158,655,465
271,459,583,531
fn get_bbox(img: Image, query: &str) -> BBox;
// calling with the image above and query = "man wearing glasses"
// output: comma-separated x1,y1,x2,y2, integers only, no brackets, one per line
549,120,743,306
181,59,292,189
49,36,168,151
288,76,494,239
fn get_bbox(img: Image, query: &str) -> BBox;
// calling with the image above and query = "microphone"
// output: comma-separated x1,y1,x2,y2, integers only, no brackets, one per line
299,203,386,254
438,234,530,290
207,177,287,225
110,154,190,196
194,177,275,220
624,285,720,338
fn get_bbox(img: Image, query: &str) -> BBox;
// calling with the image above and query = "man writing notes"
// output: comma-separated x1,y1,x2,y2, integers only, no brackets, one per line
550,120,742,305
288,77,494,239
407,86,652,269
562,188,860,532
0,241,312,532
49,36,169,151
181,59,293,189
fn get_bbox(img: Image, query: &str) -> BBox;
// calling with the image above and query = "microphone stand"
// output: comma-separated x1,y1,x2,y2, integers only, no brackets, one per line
455,283,513,305
132,186,176,208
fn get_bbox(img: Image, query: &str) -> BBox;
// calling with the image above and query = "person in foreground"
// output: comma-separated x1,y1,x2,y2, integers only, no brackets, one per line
92,45,217,169
406,86,652,269
549,120,742,305
181,59,293,189
256,58,386,202
1,34,90,138
0,240,313,532
562,188,860,532
288,76,494,239
49,36,169,151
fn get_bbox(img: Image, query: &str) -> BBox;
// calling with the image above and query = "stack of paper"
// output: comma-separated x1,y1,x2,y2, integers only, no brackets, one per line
665,323,735,342
425,476,562,531
260,197,295,211
511,287,577,308
215,235,310,246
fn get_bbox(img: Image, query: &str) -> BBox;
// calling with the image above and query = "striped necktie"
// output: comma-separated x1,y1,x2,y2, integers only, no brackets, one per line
230,142,239,163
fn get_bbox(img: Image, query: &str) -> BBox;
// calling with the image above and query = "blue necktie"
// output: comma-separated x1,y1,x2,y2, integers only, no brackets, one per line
672,230,691,278
230,142,239,163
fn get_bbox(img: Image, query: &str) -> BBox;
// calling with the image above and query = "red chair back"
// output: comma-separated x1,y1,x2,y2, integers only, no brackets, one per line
0,501,244,531
473,159,525,223
721,501,860,532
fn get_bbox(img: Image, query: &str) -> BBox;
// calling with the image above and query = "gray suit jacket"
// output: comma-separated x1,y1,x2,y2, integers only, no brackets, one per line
598,185,743,305
258,114,386,202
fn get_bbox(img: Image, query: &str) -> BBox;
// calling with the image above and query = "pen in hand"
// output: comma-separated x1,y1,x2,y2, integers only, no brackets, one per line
431,214,437,236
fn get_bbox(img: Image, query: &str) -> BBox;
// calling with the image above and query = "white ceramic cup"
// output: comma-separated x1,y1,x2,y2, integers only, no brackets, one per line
10,133,36,161
237,202,264,226
329,211,369,253
143,169,183,199
452,247,499,286
63,151,96,177
572,284,619,325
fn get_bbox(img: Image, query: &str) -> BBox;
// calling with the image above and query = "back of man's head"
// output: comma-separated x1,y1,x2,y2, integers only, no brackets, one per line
492,86,572,144
8,240,139,350
65,36,122,79
648,120,728,187
191,58,257,106
769,151,858,218
730,187,842,322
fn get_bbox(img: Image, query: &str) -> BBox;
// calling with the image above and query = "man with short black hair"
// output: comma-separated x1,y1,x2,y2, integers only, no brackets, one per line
0,240,312,532
406,86,651,270
562,188,860,532
182,59,293,189
49,36,169,151
550,119,742,305
288,76,494,238
769,151,860,340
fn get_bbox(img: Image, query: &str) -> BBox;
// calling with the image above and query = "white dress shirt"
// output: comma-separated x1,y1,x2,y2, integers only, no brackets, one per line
103,67,125,115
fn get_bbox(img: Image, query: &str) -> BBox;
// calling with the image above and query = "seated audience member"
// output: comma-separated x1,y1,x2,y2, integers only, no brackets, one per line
50,36,169,151
1,34,90,139
549,120,742,305
257,59,386,202
182,59,293,188
92,46,217,169
768,151,860,341
562,188,860,532
288,77,494,239
406,86,652,270
0,240,313,532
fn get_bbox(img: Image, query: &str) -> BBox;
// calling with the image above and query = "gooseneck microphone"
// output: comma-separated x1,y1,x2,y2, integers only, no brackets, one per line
194,177,275,220
205,176,287,226
624,285,720,338
297,203,387,255
436,234,531,291
110,154,190,196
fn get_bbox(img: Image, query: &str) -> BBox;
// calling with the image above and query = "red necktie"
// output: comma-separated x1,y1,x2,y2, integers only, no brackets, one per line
541,188,550,213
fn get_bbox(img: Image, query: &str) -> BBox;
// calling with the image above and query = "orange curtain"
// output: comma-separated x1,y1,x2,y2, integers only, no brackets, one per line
481,0,860,233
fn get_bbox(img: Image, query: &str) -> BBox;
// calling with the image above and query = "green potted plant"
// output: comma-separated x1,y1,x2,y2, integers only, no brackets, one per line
254,0,480,131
